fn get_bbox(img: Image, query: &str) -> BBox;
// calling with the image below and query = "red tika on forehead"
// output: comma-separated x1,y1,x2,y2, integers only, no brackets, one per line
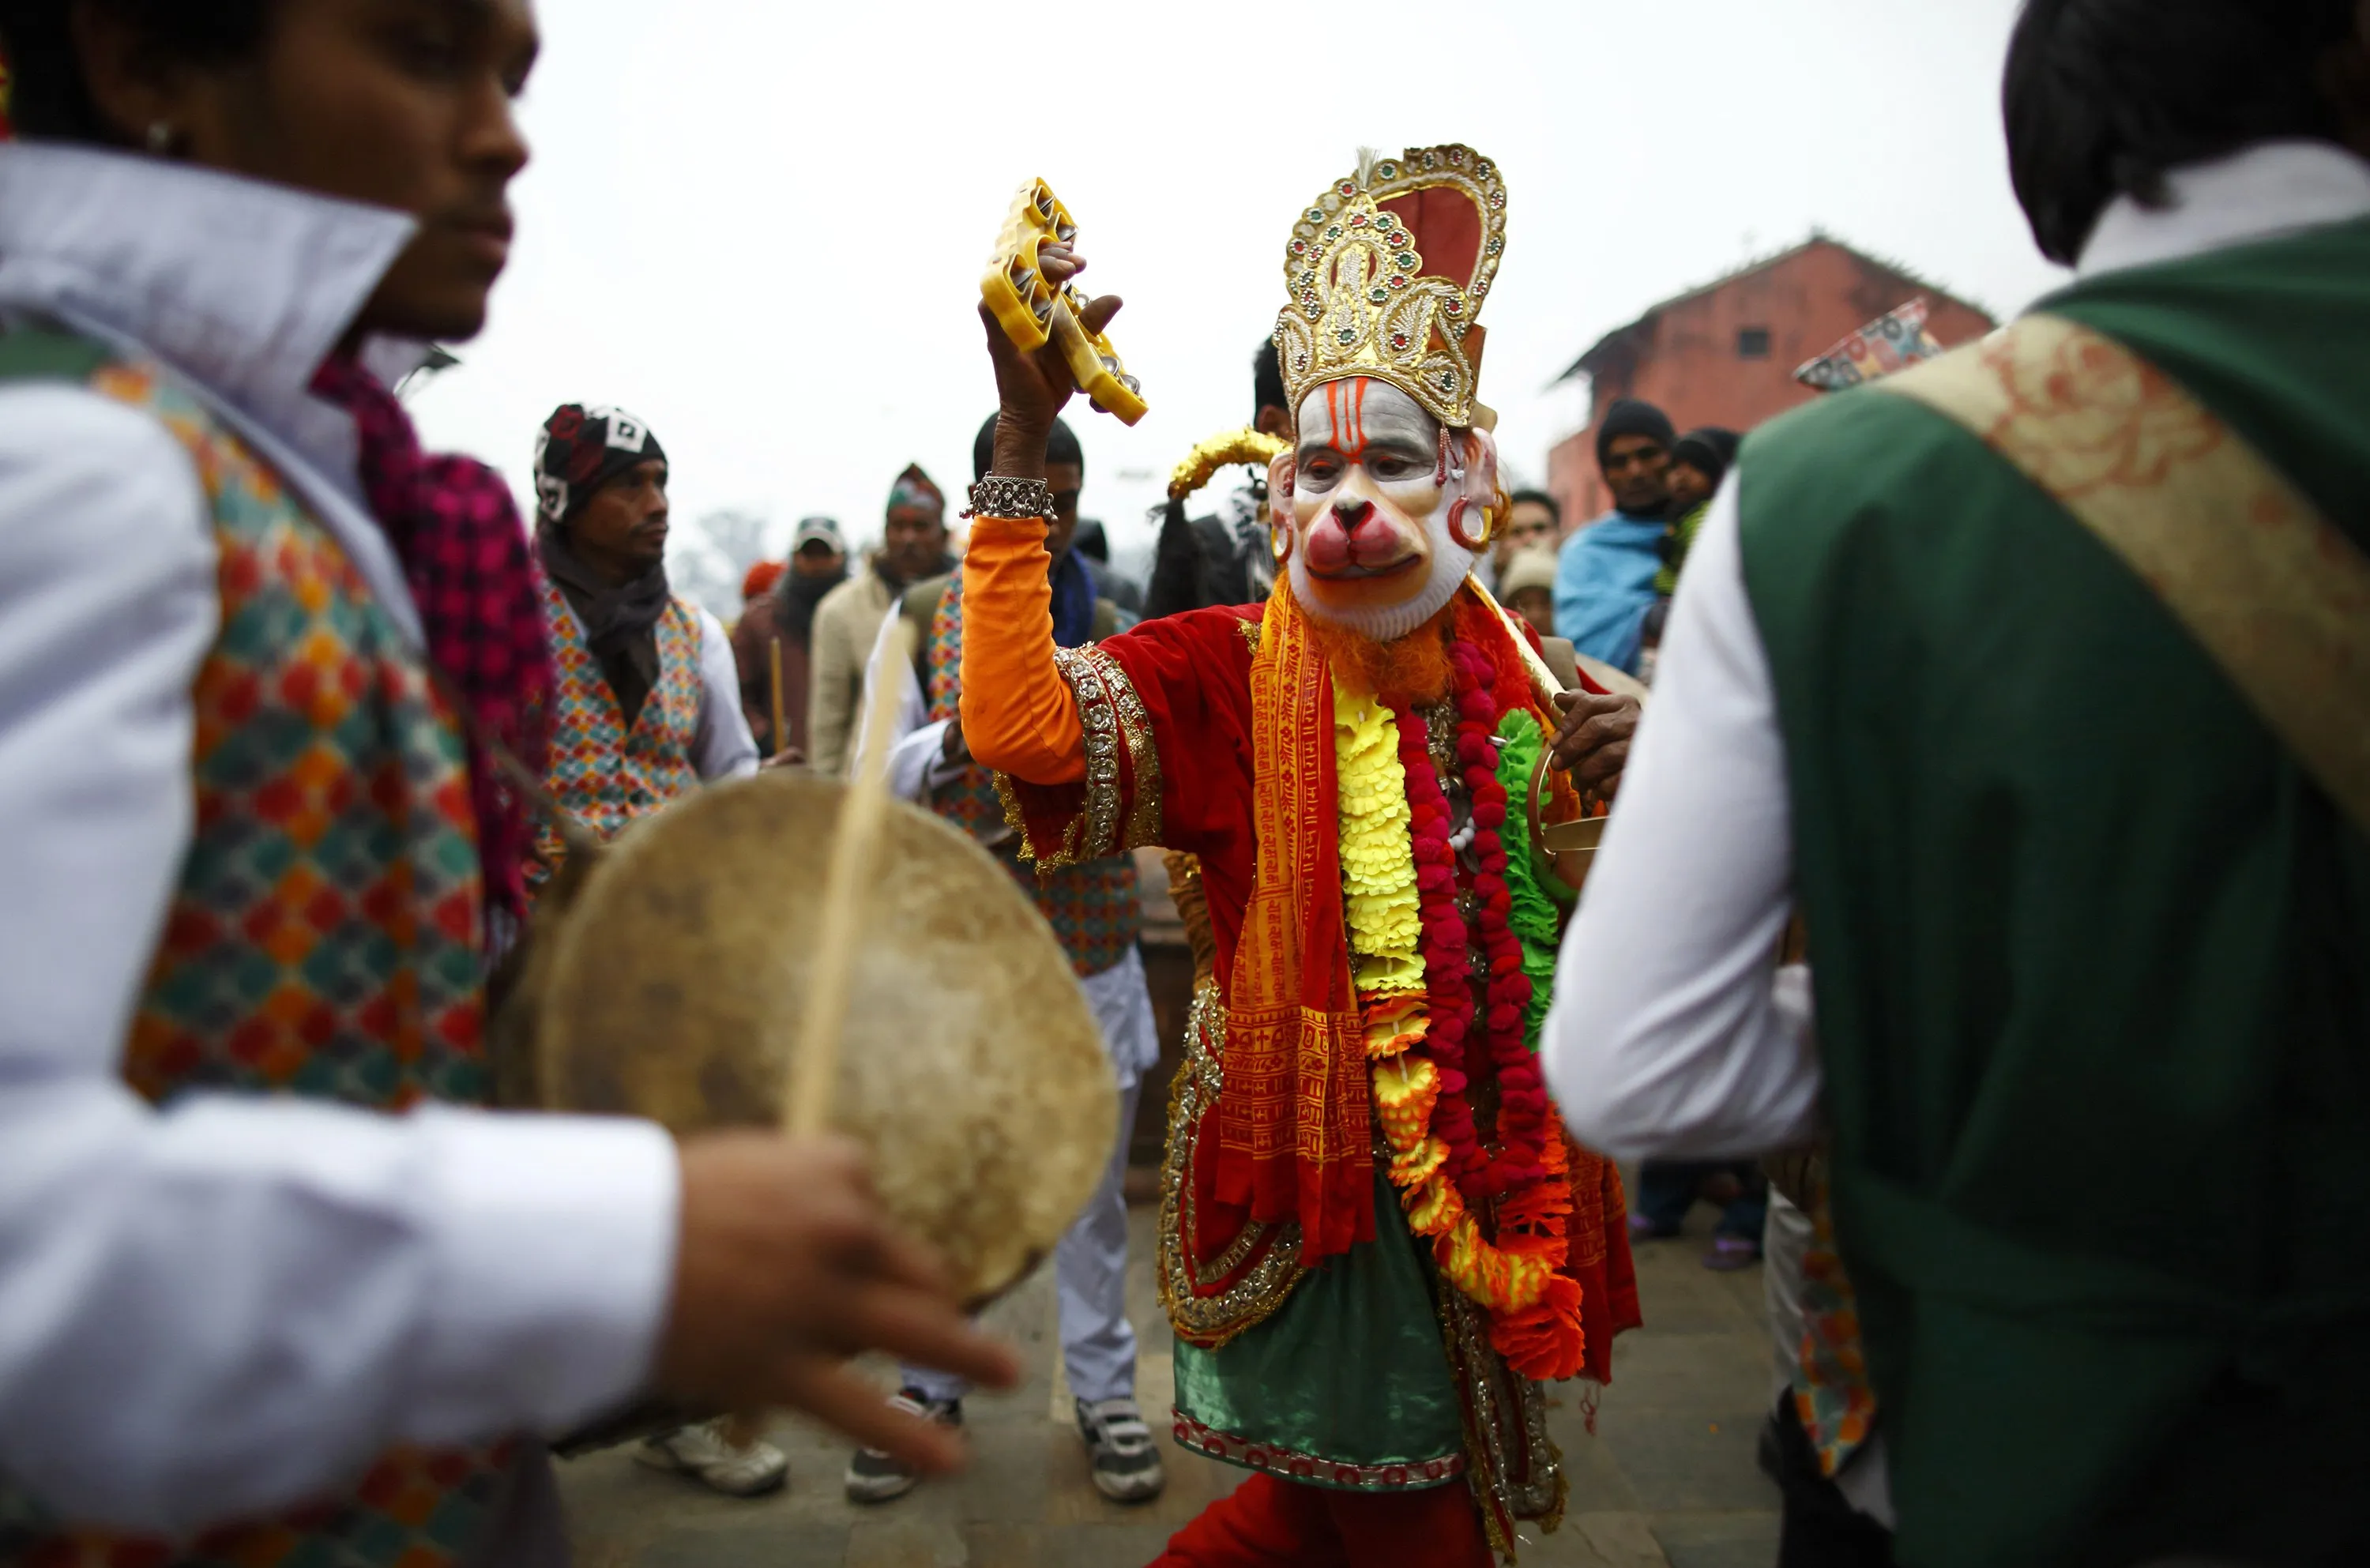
1320,378,1375,458
1305,376,1439,453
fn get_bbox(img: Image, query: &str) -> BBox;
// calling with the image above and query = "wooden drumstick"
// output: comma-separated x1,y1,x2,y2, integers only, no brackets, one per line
782,619,918,1137
768,635,787,760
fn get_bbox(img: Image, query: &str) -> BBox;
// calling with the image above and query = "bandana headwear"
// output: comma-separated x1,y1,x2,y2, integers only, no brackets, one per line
534,404,665,526
888,463,945,517
1274,145,1508,433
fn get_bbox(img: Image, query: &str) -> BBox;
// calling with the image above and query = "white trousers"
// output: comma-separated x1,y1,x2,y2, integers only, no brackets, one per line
907,949,1157,1408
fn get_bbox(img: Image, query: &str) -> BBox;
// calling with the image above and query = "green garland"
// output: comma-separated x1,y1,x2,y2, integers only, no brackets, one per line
1495,710,1574,1051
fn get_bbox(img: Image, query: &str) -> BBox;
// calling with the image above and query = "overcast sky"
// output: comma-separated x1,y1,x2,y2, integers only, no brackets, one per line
408,0,2071,600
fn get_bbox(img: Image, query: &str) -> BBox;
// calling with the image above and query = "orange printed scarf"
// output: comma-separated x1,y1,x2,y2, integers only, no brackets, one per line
1217,582,1376,1262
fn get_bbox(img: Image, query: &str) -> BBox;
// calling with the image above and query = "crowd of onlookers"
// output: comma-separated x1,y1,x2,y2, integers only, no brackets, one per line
724,391,1744,774
721,468,1151,773
1494,398,1741,686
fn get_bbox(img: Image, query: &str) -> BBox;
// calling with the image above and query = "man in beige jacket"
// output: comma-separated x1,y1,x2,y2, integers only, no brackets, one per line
807,464,954,775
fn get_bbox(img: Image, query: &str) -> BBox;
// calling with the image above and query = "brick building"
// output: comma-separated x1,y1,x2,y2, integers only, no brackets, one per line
1544,233,1997,528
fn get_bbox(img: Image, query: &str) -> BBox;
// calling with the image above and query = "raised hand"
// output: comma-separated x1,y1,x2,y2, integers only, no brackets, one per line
654,1133,1020,1475
979,243,1123,480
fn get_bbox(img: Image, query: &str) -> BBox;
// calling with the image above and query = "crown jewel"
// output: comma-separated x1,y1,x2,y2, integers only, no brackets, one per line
1273,144,1507,431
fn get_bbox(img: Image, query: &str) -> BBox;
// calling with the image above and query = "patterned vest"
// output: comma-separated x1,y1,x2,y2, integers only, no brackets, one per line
0,341,511,1567
529,579,705,886
924,573,1140,977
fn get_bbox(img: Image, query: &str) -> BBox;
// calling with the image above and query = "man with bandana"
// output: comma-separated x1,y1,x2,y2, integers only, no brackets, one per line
809,464,955,776
528,405,758,877
957,146,1642,1565
526,406,782,1495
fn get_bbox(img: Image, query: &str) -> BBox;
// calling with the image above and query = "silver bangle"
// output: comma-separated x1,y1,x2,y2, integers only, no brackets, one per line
963,476,1056,524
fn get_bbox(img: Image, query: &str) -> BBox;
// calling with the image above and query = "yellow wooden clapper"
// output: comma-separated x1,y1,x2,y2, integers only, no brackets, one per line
980,179,1147,425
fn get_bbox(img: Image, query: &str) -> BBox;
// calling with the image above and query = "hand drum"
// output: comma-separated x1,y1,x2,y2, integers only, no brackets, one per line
981,178,1148,426
501,771,1117,1307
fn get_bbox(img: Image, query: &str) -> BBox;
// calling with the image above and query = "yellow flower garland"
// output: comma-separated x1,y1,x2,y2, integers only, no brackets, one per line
1334,685,1428,1058
1335,680,1562,1332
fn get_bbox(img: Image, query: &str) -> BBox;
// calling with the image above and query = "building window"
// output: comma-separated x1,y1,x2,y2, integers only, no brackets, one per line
1737,327,1773,360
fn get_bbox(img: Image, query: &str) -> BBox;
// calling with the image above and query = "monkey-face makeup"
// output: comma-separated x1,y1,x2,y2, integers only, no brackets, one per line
1269,377,1499,642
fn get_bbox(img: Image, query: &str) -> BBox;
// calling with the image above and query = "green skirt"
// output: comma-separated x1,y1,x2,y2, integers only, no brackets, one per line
1172,1175,1467,1491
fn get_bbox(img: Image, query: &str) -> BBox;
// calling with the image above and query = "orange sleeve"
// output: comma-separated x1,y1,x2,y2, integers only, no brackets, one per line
957,514,1086,784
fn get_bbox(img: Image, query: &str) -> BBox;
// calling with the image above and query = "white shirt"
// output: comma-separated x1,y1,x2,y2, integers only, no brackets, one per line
854,604,1162,1087
1544,140,2370,1162
0,145,678,1533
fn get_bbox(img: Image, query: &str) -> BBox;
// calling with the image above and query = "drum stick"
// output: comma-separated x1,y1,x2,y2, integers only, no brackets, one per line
783,619,917,1137
768,635,787,760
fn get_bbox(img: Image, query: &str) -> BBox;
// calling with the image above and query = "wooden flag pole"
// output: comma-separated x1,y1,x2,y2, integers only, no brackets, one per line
768,635,788,759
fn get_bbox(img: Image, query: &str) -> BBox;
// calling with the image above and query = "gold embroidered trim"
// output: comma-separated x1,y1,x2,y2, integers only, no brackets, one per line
1078,644,1163,851
1052,645,1123,862
1238,616,1264,656
994,771,1030,848
1158,984,1309,1346
1432,1271,1567,1560
1171,1411,1464,1491
992,769,1087,870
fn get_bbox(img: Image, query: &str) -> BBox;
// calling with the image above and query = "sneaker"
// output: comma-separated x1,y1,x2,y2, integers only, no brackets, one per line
844,1389,961,1504
1075,1396,1166,1502
1628,1213,1681,1242
1703,1233,1763,1272
634,1419,788,1498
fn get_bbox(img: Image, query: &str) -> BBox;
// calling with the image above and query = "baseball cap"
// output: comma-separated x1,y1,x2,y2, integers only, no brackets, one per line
792,517,845,554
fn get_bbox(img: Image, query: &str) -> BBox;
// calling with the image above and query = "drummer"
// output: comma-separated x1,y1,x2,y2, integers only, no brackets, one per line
0,1,1012,1556
846,413,1168,1507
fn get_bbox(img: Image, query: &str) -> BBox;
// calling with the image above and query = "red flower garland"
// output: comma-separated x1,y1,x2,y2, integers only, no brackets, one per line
1387,638,1555,1211
1378,619,1592,1381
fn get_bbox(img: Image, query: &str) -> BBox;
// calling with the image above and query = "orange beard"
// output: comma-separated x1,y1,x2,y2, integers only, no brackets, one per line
1294,584,1457,706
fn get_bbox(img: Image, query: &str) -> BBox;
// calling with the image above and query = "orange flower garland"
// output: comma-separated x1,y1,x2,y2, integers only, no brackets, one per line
1334,611,1588,1381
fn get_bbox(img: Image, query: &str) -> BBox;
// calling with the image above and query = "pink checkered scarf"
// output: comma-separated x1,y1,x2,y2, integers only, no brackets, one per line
311,353,553,931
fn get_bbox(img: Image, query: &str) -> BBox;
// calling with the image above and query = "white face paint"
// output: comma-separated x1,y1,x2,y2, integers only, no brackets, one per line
1266,378,1499,641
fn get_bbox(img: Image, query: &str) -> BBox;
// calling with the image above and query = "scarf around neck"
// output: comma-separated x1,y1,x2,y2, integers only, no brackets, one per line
536,525,672,725
1217,577,1375,1262
773,562,848,641
308,354,552,931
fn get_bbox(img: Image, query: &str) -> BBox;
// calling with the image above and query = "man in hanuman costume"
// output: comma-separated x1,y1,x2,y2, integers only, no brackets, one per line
961,146,1641,1564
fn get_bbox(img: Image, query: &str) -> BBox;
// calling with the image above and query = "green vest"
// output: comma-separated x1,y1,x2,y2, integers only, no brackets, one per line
1739,218,2370,1568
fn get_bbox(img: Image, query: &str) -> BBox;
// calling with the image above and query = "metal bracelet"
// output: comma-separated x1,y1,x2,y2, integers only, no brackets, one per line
963,476,1056,524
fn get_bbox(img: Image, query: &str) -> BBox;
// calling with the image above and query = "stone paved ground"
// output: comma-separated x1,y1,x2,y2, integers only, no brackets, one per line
559,1192,1780,1568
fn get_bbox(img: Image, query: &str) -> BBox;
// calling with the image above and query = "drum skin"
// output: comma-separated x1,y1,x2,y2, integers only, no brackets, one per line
521,771,1115,1306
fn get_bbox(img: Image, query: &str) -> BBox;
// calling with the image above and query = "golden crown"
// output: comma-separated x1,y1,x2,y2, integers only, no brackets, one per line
1273,145,1508,432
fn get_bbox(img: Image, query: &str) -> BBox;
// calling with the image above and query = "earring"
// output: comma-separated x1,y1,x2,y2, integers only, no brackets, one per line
1446,498,1490,554
145,122,177,155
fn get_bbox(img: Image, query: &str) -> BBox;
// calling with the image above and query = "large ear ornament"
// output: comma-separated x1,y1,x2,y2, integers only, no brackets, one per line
1445,427,1501,553
1446,497,1488,554
1268,450,1297,564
